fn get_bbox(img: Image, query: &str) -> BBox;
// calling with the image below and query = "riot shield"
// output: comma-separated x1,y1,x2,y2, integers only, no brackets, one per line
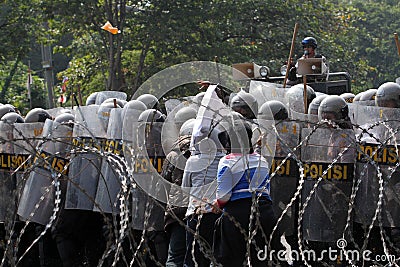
13,122,45,203
129,121,166,231
248,80,287,108
301,127,356,242
351,104,382,127
0,122,16,222
164,98,182,115
94,109,124,214
95,91,127,105
46,107,72,118
17,119,72,225
161,102,196,163
290,110,310,124
354,106,400,227
65,106,106,211
13,122,45,155
121,108,143,167
266,121,301,236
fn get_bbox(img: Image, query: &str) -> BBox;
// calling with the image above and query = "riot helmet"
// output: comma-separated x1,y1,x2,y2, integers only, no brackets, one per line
121,99,147,121
359,89,377,106
54,112,75,127
258,100,288,121
86,92,98,106
229,90,258,119
1,112,24,123
25,108,52,123
123,100,147,111
177,118,195,158
340,93,355,103
138,109,165,123
137,94,159,109
179,118,196,137
353,92,363,103
375,82,400,108
174,106,197,129
285,84,316,114
103,97,126,108
301,37,317,48
308,94,328,116
0,104,16,119
318,95,351,128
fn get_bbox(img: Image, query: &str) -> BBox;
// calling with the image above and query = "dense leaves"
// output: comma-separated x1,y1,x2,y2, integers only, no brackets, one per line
1,0,399,109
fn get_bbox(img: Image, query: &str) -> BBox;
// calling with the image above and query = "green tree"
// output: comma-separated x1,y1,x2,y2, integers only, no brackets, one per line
0,0,43,104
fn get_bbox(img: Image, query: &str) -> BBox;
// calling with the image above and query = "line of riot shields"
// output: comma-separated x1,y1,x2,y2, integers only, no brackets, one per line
0,82,399,267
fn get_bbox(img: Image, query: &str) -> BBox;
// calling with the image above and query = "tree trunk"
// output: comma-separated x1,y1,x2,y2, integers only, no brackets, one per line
0,55,21,102
131,41,150,98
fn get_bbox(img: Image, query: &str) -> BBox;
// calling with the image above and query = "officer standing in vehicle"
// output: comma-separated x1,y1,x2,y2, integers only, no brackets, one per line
288,37,326,84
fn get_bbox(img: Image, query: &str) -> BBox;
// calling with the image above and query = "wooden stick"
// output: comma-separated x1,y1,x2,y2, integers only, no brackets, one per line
283,23,300,88
395,33,400,56
303,75,308,114
77,85,83,106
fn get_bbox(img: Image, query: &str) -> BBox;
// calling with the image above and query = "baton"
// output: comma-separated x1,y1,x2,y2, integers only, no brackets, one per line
395,33,400,57
284,23,299,88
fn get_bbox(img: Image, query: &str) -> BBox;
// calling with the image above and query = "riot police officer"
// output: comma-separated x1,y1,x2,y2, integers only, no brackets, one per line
353,82,400,262
288,37,326,84
301,95,355,266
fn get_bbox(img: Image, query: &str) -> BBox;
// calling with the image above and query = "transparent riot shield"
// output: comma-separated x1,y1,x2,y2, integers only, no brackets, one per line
129,121,166,231
13,122,45,204
248,80,287,108
301,127,356,242
121,108,143,165
46,107,72,118
352,104,382,128
13,122,45,155
265,121,301,237
354,105,400,227
164,98,182,115
161,101,195,161
290,110,310,123
0,122,16,222
65,106,106,211
94,109,124,214
17,119,73,225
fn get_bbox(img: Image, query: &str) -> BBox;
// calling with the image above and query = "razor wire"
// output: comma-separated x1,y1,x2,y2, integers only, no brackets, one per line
0,101,399,267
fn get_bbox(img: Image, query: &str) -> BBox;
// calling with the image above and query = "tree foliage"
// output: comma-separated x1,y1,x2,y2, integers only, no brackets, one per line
1,0,400,109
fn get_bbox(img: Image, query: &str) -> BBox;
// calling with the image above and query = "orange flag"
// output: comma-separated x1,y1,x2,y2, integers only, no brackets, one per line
101,21,119,34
